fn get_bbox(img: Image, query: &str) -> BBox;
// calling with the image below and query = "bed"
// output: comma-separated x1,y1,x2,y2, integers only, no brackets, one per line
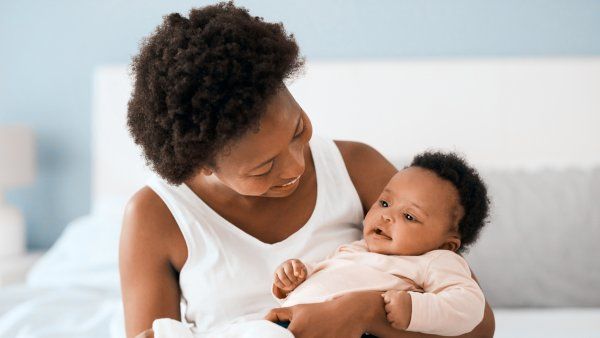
1,58,599,337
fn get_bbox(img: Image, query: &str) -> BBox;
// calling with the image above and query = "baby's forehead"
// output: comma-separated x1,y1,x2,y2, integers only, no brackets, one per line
389,166,445,186
386,167,462,209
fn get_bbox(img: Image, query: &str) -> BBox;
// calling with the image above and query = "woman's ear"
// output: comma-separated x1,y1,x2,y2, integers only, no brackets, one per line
439,236,461,252
200,167,213,176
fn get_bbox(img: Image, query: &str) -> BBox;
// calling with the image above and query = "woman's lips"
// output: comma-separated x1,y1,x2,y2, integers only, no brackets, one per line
272,175,301,189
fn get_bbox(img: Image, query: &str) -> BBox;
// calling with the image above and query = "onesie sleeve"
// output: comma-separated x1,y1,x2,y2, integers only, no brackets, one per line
304,261,317,277
406,251,485,336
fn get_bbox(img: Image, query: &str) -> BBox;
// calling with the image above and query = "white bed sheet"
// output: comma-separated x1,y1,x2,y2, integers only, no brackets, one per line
2,286,600,338
0,284,125,338
494,308,600,338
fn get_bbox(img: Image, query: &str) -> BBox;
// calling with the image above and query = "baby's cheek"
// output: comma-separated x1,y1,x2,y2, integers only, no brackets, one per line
362,216,377,238
363,209,378,225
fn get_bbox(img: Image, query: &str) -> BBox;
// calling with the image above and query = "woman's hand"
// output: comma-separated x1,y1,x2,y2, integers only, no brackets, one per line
265,291,382,338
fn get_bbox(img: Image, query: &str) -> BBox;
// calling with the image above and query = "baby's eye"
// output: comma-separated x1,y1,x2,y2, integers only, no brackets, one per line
379,200,389,208
404,213,415,221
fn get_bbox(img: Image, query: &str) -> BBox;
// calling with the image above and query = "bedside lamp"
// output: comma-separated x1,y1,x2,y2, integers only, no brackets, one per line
0,126,36,258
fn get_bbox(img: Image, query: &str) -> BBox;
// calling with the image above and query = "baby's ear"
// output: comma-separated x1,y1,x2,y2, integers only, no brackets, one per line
440,235,461,252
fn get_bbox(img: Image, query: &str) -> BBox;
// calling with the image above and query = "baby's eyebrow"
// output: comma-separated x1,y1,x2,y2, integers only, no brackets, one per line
411,203,429,217
383,188,429,217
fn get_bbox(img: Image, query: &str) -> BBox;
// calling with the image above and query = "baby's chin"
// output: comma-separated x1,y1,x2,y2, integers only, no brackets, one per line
365,237,398,255
365,236,425,256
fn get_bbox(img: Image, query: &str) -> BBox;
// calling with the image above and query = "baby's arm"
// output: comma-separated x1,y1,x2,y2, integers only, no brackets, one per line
272,259,308,299
384,251,485,336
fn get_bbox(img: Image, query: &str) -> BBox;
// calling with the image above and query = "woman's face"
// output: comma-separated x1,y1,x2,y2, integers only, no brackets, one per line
208,86,313,198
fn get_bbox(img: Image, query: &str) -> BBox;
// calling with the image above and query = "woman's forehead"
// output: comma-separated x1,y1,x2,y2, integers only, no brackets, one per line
216,89,300,170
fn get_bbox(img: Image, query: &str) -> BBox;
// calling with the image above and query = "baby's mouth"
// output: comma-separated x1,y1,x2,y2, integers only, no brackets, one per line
373,226,392,240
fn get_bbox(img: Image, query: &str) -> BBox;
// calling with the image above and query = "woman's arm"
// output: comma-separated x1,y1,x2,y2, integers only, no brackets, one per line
335,141,398,214
266,291,494,338
120,188,186,338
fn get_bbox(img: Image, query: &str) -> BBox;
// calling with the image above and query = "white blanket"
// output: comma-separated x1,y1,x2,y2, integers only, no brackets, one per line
152,318,293,338
0,285,124,338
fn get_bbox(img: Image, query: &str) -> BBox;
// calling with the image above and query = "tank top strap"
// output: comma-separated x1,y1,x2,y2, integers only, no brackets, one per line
309,136,364,222
145,175,205,266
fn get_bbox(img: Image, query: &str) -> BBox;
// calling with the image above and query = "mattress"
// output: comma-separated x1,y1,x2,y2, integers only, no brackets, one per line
494,308,600,338
1,284,598,338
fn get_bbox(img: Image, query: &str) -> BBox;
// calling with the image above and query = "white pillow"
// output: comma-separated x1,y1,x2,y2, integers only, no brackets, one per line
27,199,125,291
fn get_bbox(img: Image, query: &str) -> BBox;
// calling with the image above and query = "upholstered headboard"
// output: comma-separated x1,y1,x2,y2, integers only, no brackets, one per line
91,58,600,210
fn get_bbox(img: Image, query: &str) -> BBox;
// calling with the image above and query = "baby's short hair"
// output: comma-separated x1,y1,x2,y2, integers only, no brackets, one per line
410,151,490,253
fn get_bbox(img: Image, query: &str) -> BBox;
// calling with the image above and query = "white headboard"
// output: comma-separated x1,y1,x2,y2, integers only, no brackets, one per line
92,58,600,209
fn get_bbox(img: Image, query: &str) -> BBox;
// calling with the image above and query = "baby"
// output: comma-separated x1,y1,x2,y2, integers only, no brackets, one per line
271,151,490,336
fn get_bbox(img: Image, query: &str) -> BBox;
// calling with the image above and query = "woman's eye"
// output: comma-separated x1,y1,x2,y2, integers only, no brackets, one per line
404,214,415,221
379,200,389,208
252,164,273,177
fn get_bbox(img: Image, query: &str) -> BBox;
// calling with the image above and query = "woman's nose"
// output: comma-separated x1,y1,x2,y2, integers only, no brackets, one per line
280,144,305,179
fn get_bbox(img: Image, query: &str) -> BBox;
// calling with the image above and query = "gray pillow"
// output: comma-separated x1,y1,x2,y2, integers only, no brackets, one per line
465,168,600,307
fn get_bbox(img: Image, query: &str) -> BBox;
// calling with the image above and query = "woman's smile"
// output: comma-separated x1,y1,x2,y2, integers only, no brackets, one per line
271,175,302,190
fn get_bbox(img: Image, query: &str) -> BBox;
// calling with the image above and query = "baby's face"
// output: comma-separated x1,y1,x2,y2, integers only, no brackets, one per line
363,166,464,256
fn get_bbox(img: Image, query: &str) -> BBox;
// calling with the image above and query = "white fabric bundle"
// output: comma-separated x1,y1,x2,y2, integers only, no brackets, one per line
152,318,293,338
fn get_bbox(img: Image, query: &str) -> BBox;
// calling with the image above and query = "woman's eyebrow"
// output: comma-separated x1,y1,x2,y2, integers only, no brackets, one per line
246,114,302,173
248,157,275,171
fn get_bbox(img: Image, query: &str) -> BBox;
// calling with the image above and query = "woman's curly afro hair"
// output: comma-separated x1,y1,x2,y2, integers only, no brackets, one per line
127,1,304,184
410,151,490,253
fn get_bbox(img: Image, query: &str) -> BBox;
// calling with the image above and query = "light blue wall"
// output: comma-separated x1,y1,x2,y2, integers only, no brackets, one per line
1,0,599,249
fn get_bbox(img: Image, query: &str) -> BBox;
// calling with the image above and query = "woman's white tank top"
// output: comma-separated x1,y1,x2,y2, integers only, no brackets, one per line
147,136,364,334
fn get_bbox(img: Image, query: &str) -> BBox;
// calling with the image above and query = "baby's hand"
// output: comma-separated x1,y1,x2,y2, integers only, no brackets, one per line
273,259,307,296
382,290,412,330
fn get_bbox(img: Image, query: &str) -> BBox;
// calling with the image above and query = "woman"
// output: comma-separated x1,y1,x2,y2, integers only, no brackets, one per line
119,2,494,337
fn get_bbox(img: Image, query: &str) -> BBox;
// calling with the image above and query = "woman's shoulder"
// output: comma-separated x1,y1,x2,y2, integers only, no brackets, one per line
121,187,187,270
333,140,398,213
123,186,175,234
